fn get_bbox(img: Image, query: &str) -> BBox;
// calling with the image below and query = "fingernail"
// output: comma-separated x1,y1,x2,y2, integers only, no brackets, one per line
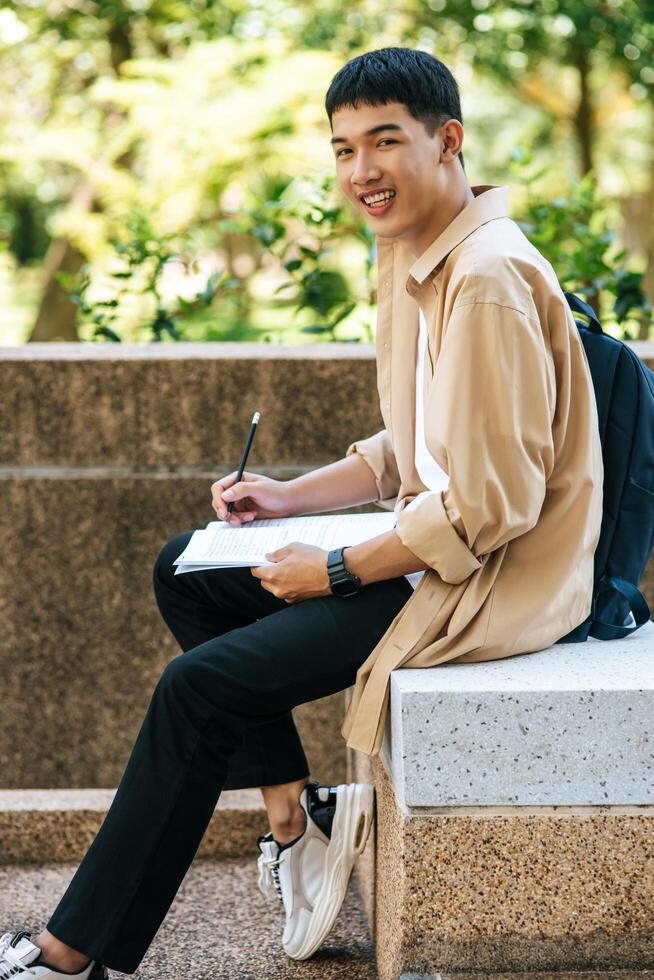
223,490,233,499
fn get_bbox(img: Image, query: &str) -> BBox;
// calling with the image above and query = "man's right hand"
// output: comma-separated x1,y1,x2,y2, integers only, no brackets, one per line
210,471,297,526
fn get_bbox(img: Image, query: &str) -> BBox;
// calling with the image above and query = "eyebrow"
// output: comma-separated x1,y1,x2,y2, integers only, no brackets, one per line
330,123,404,146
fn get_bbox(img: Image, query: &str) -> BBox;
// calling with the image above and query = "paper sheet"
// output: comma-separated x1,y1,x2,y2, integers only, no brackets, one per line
172,512,397,574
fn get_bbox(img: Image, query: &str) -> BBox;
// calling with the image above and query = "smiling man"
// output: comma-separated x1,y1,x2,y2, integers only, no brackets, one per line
329,96,473,257
0,48,603,980
320,47,603,757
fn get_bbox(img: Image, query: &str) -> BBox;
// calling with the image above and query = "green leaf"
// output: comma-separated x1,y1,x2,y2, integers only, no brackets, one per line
94,325,122,342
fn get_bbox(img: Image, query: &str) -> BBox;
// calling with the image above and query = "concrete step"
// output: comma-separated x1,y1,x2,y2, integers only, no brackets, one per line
0,856,376,978
408,974,654,979
0,788,268,864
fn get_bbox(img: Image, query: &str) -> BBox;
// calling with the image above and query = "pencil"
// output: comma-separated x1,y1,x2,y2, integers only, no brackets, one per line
227,411,261,515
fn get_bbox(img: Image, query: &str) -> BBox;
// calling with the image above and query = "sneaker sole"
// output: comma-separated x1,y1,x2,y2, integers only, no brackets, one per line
283,782,375,960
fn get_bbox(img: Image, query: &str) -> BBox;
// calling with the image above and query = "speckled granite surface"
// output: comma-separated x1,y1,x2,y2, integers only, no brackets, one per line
0,856,376,978
370,759,654,979
411,974,654,979
0,347,390,791
388,622,654,807
1,347,653,792
0,478,348,790
0,789,270,863
0,347,379,468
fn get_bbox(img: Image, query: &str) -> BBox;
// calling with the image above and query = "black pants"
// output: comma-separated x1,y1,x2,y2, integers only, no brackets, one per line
46,531,414,974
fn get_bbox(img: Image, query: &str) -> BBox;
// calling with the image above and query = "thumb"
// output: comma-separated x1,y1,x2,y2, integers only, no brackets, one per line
223,482,246,501
265,546,289,562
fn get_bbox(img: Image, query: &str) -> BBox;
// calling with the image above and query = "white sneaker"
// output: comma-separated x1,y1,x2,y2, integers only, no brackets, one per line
256,780,375,960
0,932,106,979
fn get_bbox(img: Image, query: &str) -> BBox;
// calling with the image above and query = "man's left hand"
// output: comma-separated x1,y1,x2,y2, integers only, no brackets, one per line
250,542,331,603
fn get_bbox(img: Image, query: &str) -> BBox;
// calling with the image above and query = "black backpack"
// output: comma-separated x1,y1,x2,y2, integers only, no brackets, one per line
556,292,654,642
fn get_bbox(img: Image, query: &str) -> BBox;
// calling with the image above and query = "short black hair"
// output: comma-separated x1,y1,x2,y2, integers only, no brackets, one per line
325,46,465,171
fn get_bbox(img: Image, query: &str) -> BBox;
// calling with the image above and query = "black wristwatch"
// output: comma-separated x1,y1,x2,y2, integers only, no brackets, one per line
327,546,363,597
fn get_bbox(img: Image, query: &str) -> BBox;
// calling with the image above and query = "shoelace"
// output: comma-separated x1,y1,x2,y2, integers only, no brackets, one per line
0,941,36,980
257,851,284,903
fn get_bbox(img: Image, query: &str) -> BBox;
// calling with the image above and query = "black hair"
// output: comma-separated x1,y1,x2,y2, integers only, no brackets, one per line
325,46,465,171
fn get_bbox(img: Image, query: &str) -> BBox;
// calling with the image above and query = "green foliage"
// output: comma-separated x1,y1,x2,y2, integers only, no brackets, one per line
60,212,220,342
58,174,377,343
226,172,374,341
2,0,654,344
510,146,651,340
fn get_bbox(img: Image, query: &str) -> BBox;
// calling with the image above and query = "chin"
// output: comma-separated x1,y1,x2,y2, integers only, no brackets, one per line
371,219,406,238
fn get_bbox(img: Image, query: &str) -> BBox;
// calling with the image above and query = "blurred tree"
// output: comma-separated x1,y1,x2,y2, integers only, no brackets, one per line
407,0,650,178
1,0,652,342
404,0,654,333
510,145,651,336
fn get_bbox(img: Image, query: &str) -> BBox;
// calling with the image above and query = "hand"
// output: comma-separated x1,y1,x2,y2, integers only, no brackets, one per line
250,542,331,603
210,471,296,526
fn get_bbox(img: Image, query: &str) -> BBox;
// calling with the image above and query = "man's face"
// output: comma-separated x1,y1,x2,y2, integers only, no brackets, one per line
330,101,446,242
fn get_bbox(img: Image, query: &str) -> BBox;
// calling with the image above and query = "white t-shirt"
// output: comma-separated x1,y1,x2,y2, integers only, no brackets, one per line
404,308,450,590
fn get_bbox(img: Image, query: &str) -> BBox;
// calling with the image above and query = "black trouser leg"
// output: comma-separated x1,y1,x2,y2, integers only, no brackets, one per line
46,531,413,974
150,531,311,790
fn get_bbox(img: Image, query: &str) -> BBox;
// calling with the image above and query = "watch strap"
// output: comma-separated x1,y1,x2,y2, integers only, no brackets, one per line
327,546,362,595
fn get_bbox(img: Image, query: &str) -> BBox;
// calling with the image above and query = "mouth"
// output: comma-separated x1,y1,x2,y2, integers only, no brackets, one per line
359,188,397,217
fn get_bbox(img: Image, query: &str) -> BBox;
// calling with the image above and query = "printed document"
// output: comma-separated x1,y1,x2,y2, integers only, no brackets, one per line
173,513,398,575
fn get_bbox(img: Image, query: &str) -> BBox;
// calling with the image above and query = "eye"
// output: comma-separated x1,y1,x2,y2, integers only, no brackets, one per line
336,136,398,160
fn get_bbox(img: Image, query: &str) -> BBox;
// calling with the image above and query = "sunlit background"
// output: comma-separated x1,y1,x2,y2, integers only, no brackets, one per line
1,0,652,344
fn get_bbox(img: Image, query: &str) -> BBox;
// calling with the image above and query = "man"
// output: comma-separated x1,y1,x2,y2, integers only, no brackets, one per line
0,46,602,978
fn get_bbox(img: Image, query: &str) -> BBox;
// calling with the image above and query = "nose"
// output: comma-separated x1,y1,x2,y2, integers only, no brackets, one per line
350,150,382,190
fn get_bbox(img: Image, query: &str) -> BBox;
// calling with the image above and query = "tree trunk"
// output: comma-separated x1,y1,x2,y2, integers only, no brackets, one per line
570,43,599,312
27,22,133,342
29,240,85,341
573,43,594,178
28,179,94,342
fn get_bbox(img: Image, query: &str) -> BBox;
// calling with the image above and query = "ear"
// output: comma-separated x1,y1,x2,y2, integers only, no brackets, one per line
440,119,464,163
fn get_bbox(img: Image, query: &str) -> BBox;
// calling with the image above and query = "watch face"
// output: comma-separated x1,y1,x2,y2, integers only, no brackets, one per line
331,577,359,597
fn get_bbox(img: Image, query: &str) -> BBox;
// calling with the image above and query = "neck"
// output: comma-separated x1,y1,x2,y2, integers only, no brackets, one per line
403,172,474,258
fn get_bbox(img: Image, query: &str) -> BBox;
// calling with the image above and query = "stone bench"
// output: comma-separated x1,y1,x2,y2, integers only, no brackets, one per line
348,619,654,980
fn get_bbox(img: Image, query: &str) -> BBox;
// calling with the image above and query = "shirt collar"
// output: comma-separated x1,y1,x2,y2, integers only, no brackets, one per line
406,184,509,289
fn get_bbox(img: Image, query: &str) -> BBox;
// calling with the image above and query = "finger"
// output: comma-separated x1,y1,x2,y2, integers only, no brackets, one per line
265,545,289,562
225,510,249,526
233,508,257,524
221,483,243,503
211,475,239,519
213,500,239,522
210,473,239,496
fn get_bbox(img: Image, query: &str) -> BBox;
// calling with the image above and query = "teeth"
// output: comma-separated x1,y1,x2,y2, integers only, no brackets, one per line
363,190,396,206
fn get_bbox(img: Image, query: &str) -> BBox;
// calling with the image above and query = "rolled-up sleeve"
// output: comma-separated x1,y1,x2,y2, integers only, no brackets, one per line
346,428,401,508
395,301,555,584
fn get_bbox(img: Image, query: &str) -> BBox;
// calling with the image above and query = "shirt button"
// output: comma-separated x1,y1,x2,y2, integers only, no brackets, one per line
383,342,388,349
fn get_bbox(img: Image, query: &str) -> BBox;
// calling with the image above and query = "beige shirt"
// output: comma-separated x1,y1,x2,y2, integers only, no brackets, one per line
342,184,604,756
405,306,451,590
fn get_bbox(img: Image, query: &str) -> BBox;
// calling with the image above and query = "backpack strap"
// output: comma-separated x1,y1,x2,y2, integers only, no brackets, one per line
564,291,603,335
588,576,651,639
